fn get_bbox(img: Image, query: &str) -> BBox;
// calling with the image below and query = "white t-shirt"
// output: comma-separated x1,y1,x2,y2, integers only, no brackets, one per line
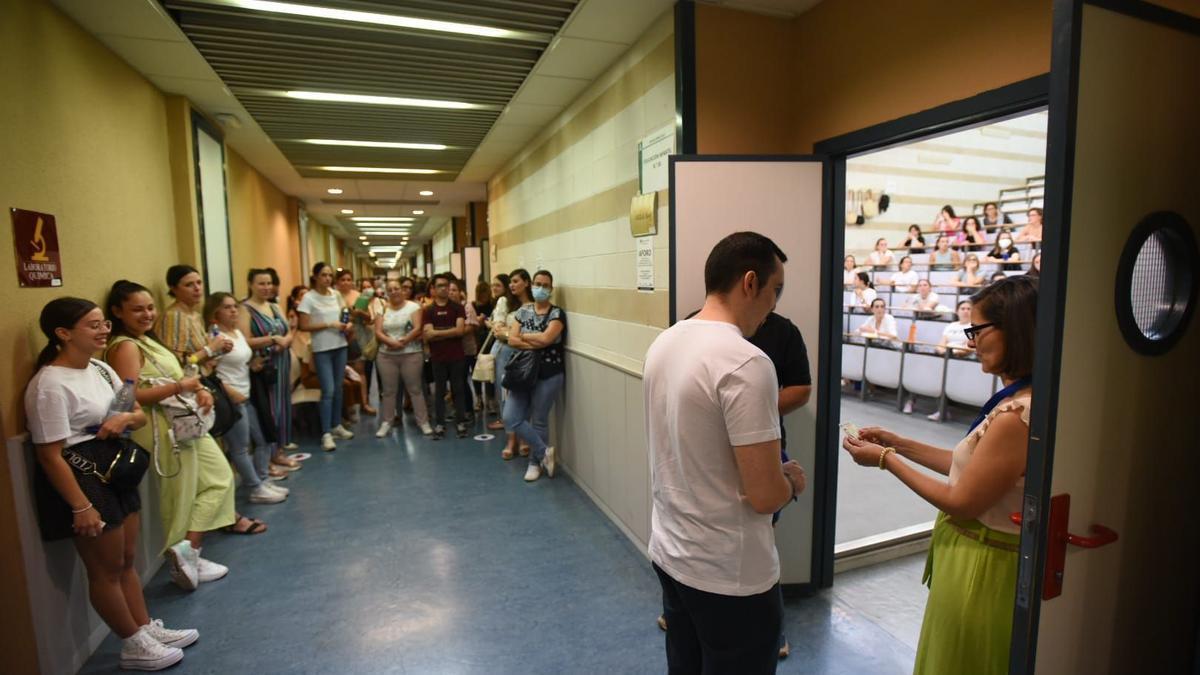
25,360,121,448
942,321,969,348
644,319,782,597
910,291,941,310
858,314,899,338
867,250,894,266
213,329,253,398
843,269,857,286
297,289,348,353
379,301,423,355
855,287,877,307
890,270,919,292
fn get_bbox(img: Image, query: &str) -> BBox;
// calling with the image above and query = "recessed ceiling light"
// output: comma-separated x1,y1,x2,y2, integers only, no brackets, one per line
318,166,442,174
289,91,477,111
327,187,343,195
419,190,434,196
341,209,354,214
303,139,447,151
352,217,415,222
358,235,367,240
412,210,424,215
362,240,370,245
224,1,518,39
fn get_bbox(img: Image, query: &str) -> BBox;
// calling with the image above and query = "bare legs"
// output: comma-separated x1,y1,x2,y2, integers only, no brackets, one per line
73,515,151,640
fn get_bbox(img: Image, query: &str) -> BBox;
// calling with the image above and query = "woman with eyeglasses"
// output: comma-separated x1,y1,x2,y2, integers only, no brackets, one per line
503,269,567,482
374,278,433,438
842,276,1037,675
26,298,198,670
104,280,239,593
1015,208,1044,243
956,254,985,288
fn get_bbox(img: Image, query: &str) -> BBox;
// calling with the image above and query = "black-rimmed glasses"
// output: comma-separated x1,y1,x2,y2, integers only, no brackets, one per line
963,322,997,341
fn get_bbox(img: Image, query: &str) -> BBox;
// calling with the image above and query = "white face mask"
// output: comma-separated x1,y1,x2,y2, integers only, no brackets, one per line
999,238,1013,249
362,288,375,298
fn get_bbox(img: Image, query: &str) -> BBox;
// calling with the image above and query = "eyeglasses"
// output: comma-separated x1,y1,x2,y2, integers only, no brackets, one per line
962,322,997,341
84,320,113,331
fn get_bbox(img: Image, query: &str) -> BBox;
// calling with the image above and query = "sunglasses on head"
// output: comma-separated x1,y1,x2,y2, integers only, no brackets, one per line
963,322,997,341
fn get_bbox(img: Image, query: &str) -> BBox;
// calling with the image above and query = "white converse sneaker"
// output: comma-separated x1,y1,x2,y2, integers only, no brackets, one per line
927,411,942,422
164,540,198,591
120,626,183,671
903,398,914,414
332,424,355,439
264,482,289,497
375,421,392,438
143,618,198,649
523,463,541,482
321,433,337,452
419,423,434,436
249,485,285,504
196,556,228,584
542,446,556,478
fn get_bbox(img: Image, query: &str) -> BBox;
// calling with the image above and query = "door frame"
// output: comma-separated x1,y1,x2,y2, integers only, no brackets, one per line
1013,1,1200,671
191,110,233,293
812,75,1049,588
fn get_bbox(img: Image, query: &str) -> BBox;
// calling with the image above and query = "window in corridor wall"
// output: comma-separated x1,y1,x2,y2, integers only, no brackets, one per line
194,114,233,293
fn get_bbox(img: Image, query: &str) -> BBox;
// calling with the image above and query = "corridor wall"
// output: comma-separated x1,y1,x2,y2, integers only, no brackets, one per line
226,147,303,293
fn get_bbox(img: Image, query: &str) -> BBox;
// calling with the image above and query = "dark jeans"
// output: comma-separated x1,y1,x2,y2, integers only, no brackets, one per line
653,562,782,675
430,359,468,426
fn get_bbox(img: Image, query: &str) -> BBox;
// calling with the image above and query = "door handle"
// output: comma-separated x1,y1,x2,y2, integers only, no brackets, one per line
1010,493,1118,599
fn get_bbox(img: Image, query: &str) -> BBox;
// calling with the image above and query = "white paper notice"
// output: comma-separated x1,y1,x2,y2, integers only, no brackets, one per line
636,236,654,293
638,124,675,195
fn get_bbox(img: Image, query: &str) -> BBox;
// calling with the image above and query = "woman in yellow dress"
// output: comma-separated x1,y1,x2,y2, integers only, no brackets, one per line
104,280,237,592
842,275,1037,675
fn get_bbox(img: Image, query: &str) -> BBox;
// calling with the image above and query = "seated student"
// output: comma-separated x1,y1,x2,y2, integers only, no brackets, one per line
1027,252,1042,278
959,216,988,250
851,272,877,308
956,254,985,288
931,205,960,233
981,201,1012,227
989,271,1008,285
929,234,961,269
856,299,899,341
922,300,976,422
906,279,942,313
986,228,1023,270
901,225,927,254
1016,207,1044,243
888,255,920,293
843,255,859,287
867,238,894,267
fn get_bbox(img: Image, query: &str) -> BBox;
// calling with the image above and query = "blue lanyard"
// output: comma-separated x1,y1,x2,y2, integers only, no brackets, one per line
968,377,1032,434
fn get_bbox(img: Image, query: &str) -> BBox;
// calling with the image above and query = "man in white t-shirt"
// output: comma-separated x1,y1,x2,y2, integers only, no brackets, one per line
644,231,808,673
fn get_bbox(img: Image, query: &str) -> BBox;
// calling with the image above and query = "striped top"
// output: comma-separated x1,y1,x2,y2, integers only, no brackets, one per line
155,301,206,359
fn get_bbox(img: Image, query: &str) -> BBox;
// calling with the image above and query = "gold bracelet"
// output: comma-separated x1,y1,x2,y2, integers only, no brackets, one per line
878,446,896,470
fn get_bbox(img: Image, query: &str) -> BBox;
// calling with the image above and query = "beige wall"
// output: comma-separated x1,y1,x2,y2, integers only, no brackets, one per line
226,147,302,292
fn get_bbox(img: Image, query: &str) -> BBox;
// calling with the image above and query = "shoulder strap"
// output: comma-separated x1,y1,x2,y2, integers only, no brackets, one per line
89,359,114,388
116,336,174,380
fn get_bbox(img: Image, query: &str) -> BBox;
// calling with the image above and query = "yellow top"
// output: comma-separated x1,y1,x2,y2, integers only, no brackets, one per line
155,301,206,360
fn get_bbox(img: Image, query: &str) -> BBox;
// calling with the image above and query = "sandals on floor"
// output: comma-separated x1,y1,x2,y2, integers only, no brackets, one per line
487,420,505,431
501,448,514,461
223,517,267,535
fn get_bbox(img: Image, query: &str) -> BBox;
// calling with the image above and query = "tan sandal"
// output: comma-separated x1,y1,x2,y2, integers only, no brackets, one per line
501,448,514,461
519,445,530,457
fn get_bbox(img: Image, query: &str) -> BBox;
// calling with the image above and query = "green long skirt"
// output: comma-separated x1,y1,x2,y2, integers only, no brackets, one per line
914,512,1020,675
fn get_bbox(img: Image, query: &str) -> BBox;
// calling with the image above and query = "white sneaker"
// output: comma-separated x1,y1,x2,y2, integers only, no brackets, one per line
164,540,198,591
263,482,289,497
321,433,337,452
196,556,228,583
142,618,198,649
375,421,392,438
902,398,914,414
332,425,355,440
282,442,299,451
541,446,556,478
249,485,285,504
523,463,541,482
120,626,183,671
927,411,942,422
419,423,434,436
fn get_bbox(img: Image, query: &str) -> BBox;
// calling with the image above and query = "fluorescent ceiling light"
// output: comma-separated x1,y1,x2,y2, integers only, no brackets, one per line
318,165,442,175
369,246,402,252
352,217,415,222
225,1,516,39
418,190,434,196
341,209,354,214
412,210,425,215
289,91,476,111
304,139,447,151
327,187,343,194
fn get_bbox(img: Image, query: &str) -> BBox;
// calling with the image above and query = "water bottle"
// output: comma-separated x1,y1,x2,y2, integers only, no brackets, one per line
90,378,137,437
209,325,223,361
340,307,351,326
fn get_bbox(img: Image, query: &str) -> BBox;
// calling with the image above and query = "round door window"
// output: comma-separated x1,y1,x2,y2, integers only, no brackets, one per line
1115,211,1198,355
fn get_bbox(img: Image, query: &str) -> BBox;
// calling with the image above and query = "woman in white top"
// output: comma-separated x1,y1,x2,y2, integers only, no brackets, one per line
852,272,878,309
856,299,899,341
206,293,286,506
843,277,1036,674
889,255,920,293
843,255,858,287
867,238,895,267
374,278,432,438
296,262,355,451
26,297,195,671
907,279,942,312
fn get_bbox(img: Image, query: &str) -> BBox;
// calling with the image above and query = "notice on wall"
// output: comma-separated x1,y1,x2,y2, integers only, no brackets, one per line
636,236,654,293
11,208,63,287
638,123,675,195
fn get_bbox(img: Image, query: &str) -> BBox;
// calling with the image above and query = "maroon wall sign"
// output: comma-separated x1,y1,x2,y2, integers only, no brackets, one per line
11,208,63,287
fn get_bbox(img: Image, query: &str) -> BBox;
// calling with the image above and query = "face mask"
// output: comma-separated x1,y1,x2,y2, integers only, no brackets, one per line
362,288,375,298
999,238,1013,249
532,286,551,302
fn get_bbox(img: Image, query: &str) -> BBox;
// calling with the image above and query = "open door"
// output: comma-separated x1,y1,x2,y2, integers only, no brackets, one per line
1013,2,1200,672
669,156,830,587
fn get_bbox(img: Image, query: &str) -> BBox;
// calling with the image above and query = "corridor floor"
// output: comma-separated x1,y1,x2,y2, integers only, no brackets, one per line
80,415,919,674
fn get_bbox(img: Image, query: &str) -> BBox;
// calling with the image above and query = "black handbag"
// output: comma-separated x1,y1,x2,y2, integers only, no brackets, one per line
502,348,540,391
200,372,242,438
62,437,150,490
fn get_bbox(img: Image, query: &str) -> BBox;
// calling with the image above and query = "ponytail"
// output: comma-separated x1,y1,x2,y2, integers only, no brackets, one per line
34,297,98,371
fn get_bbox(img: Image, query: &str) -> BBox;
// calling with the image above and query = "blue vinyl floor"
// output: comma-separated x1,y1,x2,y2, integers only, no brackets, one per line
79,412,920,674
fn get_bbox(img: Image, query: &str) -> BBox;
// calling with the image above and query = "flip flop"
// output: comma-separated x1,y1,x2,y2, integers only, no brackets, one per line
223,517,267,535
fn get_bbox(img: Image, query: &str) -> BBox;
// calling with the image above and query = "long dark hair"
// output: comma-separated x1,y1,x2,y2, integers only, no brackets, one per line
494,273,517,311
105,280,162,344
856,271,874,289
509,268,534,304
34,297,97,370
